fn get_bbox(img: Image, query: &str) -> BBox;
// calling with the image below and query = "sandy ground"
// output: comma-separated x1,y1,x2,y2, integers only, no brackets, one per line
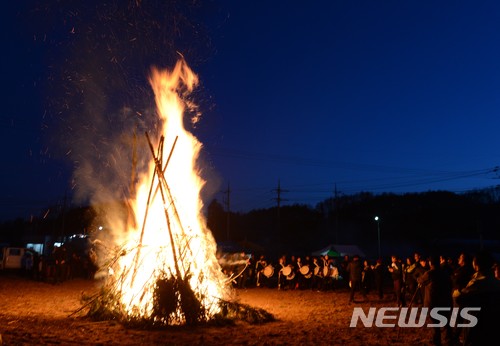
0,274,436,345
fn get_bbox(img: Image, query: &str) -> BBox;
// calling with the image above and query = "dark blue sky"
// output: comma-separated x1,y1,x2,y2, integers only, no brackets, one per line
2,1,500,221
198,0,500,211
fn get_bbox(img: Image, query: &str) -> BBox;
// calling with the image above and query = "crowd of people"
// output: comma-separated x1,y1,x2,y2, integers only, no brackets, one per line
20,244,98,284
218,252,396,295
218,249,500,346
13,244,500,345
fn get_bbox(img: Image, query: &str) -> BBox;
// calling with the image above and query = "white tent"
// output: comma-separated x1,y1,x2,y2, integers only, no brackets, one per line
311,244,366,258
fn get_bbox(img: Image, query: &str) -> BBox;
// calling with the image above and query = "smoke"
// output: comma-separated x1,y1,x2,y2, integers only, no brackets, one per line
25,1,223,234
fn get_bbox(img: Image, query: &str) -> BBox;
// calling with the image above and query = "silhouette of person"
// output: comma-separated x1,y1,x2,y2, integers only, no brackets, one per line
418,255,453,346
388,255,405,306
454,250,500,346
347,254,365,303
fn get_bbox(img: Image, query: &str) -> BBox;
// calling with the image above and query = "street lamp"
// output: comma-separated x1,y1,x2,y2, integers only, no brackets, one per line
374,216,381,259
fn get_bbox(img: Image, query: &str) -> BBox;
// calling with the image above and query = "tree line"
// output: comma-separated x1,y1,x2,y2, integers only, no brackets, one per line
2,187,500,259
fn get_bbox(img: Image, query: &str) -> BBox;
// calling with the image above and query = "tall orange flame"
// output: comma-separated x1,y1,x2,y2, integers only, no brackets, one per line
109,60,230,323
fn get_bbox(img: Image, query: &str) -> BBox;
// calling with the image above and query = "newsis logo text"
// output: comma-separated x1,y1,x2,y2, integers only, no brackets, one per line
350,307,480,328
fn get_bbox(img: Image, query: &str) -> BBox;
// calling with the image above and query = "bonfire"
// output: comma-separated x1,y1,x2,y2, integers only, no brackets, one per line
82,60,273,327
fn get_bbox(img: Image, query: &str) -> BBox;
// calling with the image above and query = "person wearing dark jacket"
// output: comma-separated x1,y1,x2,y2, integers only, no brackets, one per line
388,255,405,306
362,259,374,294
451,252,474,294
412,257,428,305
53,245,68,284
403,257,418,303
346,254,365,303
255,255,268,287
417,255,453,346
372,258,385,300
454,250,500,346
450,252,474,343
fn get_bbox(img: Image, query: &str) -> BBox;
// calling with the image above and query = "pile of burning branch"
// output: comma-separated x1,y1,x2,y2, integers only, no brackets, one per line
72,61,274,327
79,134,274,327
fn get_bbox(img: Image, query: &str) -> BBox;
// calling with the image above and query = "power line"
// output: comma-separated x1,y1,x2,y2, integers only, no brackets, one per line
202,147,499,212
204,146,491,177
219,170,498,213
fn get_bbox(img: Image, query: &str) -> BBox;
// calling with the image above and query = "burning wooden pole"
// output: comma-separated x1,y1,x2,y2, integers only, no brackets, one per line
144,132,182,279
130,134,178,287
145,132,209,324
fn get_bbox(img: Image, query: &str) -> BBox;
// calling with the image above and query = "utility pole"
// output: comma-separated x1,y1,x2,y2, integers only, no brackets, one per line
332,184,340,244
223,182,231,241
375,216,381,260
273,179,287,243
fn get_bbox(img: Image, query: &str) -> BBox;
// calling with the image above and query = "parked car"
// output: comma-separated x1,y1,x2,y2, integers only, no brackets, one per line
0,247,29,270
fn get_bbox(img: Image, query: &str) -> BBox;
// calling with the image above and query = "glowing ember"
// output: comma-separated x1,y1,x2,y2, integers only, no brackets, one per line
103,59,230,325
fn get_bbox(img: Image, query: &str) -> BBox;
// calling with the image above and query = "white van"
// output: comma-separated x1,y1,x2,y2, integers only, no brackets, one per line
0,247,28,270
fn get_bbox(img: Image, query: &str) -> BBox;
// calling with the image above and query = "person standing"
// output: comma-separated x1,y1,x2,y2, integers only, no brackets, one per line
340,255,350,288
22,250,33,278
372,258,385,300
412,257,429,305
255,255,268,287
347,255,365,303
311,256,323,291
403,257,418,303
388,255,405,306
453,250,500,346
451,252,474,294
53,245,68,284
321,255,331,291
295,256,305,290
277,255,287,290
287,255,298,290
439,255,454,278
300,255,313,289
417,255,453,346
362,259,374,294
235,252,250,289
449,252,473,345
32,250,41,281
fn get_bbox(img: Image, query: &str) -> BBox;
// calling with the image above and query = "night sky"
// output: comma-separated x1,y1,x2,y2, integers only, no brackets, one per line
2,1,500,221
